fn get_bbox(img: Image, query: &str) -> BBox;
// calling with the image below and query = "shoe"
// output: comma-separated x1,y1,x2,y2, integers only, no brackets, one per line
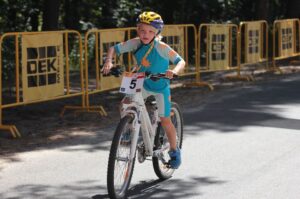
168,147,181,169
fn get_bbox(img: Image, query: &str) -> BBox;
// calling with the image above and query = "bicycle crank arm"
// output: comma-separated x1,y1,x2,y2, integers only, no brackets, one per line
152,143,170,158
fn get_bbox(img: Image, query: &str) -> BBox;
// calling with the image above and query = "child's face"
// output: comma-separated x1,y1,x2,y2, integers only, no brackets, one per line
137,23,157,44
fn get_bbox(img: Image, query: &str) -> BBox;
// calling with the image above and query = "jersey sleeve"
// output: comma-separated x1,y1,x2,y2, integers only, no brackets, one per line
156,41,183,65
114,38,141,55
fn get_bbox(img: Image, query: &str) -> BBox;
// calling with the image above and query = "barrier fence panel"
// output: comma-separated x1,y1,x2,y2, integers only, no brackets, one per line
160,24,198,76
82,28,135,115
186,24,238,90
202,24,238,71
273,19,300,71
233,20,268,81
0,30,84,138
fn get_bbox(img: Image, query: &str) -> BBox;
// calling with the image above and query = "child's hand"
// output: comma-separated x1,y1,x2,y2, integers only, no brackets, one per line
102,61,113,75
166,69,176,79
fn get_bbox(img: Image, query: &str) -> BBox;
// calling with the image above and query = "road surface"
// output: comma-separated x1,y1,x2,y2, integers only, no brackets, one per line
1,73,300,199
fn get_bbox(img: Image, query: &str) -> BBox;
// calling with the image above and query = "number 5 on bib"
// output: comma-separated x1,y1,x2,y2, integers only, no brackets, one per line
119,72,145,94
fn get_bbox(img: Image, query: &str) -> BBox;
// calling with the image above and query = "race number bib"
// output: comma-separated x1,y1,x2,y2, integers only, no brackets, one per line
119,72,145,94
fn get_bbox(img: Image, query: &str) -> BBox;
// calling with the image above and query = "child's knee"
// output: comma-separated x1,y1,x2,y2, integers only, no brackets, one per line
160,117,172,127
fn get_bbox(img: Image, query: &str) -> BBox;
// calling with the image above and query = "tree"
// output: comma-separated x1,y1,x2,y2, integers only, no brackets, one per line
30,0,42,31
42,0,60,30
63,0,80,30
285,0,300,18
256,0,270,22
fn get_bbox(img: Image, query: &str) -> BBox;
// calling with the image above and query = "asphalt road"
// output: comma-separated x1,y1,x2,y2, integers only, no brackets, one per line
1,73,300,199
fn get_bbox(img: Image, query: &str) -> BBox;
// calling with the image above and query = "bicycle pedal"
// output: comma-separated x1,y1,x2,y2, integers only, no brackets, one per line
165,162,172,169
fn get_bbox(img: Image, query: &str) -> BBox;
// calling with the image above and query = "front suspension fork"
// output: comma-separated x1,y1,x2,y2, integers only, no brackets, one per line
126,112,141,161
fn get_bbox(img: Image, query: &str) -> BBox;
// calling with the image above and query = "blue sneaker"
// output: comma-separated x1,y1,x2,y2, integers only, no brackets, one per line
168,148,181,169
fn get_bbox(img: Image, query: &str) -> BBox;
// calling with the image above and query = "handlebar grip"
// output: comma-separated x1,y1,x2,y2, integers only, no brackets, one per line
160,73,178,79
102,65,124,77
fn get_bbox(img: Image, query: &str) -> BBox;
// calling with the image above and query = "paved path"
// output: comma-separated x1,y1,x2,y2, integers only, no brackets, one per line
1,74,300,199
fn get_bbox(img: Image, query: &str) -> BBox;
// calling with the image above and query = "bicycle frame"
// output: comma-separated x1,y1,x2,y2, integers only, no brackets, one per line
120,91,159,161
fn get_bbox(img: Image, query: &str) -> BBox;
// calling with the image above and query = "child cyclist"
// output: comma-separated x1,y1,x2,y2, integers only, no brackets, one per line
102,11,185,169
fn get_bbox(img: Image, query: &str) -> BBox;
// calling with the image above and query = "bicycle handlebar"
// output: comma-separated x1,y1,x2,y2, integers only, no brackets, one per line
145,71,178,81
102,65,178,80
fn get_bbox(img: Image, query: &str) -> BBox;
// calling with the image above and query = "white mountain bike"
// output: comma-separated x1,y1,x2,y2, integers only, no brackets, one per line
106,71,183,199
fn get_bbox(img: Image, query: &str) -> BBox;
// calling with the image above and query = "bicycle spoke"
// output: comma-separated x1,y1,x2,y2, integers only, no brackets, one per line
152,103,183,179
107,115,136,199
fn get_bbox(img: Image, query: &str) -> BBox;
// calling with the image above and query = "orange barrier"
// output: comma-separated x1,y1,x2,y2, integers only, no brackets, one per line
0,30,84,138
186,23,239,90
79,28,136,115
2,21,300,138
230,20,269,81
161,24,198,76
272,19,300,72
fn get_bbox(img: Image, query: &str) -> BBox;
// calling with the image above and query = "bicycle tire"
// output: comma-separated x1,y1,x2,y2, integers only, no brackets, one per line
107,115,136,199
152,102,184,179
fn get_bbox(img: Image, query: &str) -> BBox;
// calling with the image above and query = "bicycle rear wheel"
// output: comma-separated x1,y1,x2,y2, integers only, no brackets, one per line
107,115,136,199
152,102,183,179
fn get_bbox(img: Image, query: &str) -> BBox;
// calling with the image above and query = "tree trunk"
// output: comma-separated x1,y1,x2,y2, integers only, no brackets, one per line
286,0,300,18
42,0,60,31
7,2,17,31
64,0,80,30
255,0,270,22
30,0,41,31
160,0,177,24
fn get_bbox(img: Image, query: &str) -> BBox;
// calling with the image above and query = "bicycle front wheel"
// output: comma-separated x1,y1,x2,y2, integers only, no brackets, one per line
152,102,184,179
107,115,136,199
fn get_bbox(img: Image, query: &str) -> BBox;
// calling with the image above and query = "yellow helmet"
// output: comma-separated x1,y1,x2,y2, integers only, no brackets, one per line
137,11,164,32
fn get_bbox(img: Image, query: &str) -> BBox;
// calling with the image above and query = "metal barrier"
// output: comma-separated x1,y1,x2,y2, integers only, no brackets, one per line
0,30,84,138
79,27,136,116
272,19,300,71
186,23,239,90
200,24,239,71
3,21,300,138
230,20,269,81
161,24,198,76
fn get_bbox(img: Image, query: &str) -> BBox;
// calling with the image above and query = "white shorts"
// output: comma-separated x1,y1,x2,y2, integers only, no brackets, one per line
142,87,171,117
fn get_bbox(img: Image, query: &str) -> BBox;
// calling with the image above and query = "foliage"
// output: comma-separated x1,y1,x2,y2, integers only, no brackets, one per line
0,0,297,33
113,0,141,27
0,0,299,82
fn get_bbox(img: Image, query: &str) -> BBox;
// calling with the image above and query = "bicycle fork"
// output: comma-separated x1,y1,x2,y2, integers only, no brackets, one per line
126,111,141,161
126,106,155,161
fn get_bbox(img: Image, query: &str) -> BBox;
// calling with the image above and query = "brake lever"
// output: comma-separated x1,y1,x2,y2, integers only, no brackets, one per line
147,72,178,81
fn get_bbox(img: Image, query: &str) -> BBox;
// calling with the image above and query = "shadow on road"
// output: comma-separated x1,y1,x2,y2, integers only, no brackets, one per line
92,176,226,199
184,74,300,134
0,180,104,199
0,175,225,199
